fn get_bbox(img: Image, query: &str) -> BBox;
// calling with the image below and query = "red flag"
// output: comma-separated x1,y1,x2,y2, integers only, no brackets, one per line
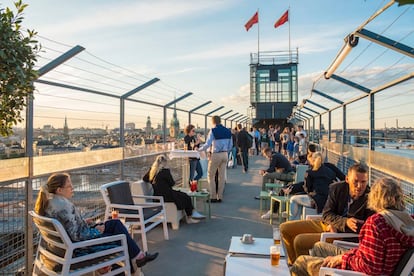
245,11,258,31
274,10,288,28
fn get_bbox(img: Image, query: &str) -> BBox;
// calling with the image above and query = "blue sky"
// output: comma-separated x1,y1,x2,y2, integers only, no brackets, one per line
2,0,413,129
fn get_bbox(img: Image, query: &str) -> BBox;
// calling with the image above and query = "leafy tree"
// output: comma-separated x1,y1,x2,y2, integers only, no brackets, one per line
0,0,40,137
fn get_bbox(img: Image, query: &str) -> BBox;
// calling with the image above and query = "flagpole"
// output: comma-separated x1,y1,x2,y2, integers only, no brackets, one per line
257,8,260,63
288,6,291,63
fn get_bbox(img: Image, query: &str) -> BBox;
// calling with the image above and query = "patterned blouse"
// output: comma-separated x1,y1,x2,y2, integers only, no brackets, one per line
45,194,101,241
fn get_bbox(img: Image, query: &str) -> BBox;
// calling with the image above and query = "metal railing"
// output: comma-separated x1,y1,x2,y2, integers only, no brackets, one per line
0,144,184,275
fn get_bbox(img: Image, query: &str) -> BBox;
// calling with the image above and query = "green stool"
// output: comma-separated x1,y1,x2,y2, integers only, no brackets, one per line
259,191,270,214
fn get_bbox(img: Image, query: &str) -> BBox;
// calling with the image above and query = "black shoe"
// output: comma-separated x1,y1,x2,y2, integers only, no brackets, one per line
136,252,159,267
209,199,219,203
254,196,260,200
217,199,222,203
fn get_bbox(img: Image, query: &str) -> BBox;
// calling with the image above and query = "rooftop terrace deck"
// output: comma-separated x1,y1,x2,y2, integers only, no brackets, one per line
140,155,276,276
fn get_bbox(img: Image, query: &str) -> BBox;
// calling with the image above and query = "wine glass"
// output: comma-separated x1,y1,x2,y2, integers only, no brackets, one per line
190,141,195,150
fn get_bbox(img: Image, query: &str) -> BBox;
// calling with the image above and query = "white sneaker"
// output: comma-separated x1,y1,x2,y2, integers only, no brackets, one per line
261,210,272,219
186,216,200,224
191,210,206,219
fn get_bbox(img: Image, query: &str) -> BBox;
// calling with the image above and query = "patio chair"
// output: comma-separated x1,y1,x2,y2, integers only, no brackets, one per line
29,210,131,276
100,180,169,253
130,180,185,230
306,215,359,242
319,246,414,276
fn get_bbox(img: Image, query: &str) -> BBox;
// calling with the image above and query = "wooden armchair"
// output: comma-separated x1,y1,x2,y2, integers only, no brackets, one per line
100,180,169,252
30,210,131,276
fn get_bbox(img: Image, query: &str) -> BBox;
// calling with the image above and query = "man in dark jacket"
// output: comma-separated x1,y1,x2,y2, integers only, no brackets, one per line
280,163,375,265
236,124,251,173
259,147,295,191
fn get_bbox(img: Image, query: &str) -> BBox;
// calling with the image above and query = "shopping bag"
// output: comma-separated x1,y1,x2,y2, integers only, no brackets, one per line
227,152,234,168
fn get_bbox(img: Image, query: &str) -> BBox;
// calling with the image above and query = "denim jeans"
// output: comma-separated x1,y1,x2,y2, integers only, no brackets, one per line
103,219,140,259
189,159,203,181
289,194,312,220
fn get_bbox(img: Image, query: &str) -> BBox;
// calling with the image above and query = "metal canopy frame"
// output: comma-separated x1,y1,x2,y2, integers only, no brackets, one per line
188,100,212,124
163,92,193,142
311,89,344,105
204,106,225,138
356,28,414,59
302,106,320,115
27,45,86,275
304,99,329,111
330,74,371,93
120,78,160,147
224,112,239,121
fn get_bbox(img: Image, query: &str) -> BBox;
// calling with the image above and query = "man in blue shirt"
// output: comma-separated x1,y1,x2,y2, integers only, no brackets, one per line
198,116,232,202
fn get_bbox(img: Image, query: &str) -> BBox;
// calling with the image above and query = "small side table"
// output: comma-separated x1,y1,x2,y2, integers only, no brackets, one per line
188,191,211,219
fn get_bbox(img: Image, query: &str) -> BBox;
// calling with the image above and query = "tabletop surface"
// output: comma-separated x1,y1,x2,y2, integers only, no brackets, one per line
229,236,285,256
169,150,200,159
225,256,289,276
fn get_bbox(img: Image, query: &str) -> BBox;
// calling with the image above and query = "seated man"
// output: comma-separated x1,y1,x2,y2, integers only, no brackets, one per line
280,163,375,265
259,147,295,190
290,177,414,276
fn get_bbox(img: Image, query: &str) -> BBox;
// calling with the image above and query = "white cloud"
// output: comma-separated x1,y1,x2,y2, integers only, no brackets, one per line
37,0,233,37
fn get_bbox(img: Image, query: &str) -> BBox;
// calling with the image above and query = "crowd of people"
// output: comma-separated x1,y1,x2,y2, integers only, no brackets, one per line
33,118,413,275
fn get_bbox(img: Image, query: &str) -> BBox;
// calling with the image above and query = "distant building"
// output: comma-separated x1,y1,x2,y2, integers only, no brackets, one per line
125,122,135,130
63,116,69,140
145,116,152,137
169,104,180,139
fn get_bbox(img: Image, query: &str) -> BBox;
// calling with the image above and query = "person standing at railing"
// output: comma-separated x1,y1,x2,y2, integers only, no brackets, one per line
34,172,158,273
198,115,232,203
184,124,203,184
290,177,414,276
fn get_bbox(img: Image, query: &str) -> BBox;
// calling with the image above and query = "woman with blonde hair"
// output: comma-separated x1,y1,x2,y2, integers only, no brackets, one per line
143,155,205,223
34,173,158,272
291,177,414,276
288,152,336,220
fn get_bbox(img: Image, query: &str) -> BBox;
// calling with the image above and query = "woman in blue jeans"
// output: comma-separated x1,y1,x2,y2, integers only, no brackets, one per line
34,172,158,272
184,124,203,182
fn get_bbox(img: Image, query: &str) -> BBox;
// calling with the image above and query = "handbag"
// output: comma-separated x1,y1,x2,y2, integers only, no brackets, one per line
227,152,234,168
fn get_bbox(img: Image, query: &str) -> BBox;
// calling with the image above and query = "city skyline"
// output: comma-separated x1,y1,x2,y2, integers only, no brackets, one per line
3,0,413,130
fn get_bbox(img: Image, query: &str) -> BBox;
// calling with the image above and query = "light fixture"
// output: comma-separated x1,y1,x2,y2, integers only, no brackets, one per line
324,34,359,79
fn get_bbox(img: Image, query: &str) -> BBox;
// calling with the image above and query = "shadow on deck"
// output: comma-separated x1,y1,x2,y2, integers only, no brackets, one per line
140,155,278,276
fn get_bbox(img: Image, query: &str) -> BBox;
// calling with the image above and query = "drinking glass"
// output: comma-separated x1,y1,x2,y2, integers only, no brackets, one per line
270,245,280,266
273,227,281,245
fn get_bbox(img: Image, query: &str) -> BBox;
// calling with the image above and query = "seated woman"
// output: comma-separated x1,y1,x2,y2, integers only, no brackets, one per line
143,154,205,223
288,152,336,220
34,172,158,273
291,177,414,276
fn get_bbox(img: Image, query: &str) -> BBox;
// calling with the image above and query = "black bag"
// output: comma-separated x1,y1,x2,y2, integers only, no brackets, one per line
246,133,253,148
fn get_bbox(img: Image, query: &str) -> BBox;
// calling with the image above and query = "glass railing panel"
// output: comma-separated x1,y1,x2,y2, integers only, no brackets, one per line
0,157,29,181
33,148,123,176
